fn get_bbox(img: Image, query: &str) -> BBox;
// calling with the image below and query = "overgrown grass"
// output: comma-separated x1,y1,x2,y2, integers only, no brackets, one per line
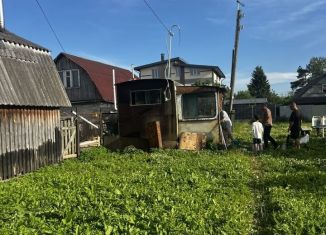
0,121,325,234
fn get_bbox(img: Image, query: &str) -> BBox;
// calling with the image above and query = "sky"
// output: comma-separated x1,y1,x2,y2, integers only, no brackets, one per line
3,0,326,95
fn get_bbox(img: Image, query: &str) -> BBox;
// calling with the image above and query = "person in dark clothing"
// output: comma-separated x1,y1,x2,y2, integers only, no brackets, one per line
261,104,278,149
288,102,302,149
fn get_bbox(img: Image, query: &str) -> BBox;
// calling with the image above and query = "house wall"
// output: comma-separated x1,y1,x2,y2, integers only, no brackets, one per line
302,76,326,97
139,65,215,85
117,80,178,148
0,108,61,180
55,57,102,102
176,86,224,143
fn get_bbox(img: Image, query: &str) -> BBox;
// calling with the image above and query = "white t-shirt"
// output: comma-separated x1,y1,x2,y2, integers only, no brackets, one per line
221,110,232,126
252,121,264,139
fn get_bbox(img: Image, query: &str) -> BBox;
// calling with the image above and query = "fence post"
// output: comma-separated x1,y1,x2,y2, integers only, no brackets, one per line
75,108,80,158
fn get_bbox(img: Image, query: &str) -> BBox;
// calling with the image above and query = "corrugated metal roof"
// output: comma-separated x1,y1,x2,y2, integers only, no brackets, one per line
0,28,48,52
0,30,71,107
55,53,136,103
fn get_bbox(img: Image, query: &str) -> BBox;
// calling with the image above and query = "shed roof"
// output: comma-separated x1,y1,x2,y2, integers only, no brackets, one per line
55,53,136,103
0,29,71,107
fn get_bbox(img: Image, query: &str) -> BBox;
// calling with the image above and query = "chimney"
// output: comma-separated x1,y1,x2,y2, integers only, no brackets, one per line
0,0,4,29
161,53,165,62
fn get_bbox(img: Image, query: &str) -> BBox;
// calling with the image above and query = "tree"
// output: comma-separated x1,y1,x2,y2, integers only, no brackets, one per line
291,57,326,91
247,66,271,98
306,57,326,78
234,90,253,99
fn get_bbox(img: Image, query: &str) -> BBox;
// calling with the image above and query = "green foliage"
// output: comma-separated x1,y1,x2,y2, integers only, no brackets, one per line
306,57,326,78
235,89,253,99
1,124,325,234
192,79,211,86
292,57,326,91
0,147,255,234
248,66,271,98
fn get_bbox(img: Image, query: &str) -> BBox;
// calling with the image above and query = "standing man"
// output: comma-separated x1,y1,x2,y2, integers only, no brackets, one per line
288,102,302,149
219,110,233,146
261,104,278,149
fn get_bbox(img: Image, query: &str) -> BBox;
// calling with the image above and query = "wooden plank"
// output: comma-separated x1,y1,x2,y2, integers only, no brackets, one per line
145,121,163,148
0,109,3,180
179,132,206,151
28,109,32,173
4,109,9,179
63,129,76,155
22,109,27,174
9,109,14,178
17,109,22,175
63,154,77,160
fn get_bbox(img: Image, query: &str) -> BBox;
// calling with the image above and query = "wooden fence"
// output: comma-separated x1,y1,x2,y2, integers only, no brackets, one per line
0,108,61,180
61,117,79,159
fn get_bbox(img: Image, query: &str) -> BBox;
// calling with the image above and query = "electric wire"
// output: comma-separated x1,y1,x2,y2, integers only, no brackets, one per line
143,0,170,33
34,0,65,52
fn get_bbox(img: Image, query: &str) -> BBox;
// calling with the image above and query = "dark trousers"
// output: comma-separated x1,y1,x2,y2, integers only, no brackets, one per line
263,125,277,148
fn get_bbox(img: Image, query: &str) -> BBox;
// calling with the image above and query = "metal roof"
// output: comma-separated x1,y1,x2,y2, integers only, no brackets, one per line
0,30,71,107
55,53,136,103
0,28,48,52
134,57,187,70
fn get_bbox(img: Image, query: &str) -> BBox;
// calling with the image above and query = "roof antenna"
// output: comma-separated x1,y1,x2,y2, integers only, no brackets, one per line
166,25,181,79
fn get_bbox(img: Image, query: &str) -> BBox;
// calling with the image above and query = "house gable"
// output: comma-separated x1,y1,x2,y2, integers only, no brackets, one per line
55,53,135,103
55,55,102,103
294,74,326,104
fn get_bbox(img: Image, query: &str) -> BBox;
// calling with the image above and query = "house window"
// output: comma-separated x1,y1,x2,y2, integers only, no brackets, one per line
130,89,161,106
58,69,80,88
182,92,216,119
190,68,200,76
322,84,326,93
152,69,160,79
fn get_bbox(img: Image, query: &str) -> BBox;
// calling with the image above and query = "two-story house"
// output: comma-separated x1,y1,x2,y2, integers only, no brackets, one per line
134,54,225,85
280,73,326,119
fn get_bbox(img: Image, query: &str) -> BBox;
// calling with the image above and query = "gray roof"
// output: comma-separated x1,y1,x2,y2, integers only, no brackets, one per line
0,29,71,107
294,73,326,98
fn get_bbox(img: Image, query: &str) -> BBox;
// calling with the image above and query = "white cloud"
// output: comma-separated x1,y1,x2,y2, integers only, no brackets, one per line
266,72,297,84
225,71,296,94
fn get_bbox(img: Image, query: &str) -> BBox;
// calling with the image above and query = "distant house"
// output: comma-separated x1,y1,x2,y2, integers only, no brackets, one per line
134,54,225,85
280,73,326,119
54,53,135,139
0,28,71,180
55,53,135,113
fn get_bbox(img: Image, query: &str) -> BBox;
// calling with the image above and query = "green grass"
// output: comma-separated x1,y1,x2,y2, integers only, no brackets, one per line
0,122,325,234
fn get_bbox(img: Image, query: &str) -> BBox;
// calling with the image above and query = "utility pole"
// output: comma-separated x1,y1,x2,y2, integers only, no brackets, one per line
229,0,244,114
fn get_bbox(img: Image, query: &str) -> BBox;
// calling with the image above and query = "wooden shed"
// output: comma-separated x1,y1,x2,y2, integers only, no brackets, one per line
108,79,226,149
0,28,71,180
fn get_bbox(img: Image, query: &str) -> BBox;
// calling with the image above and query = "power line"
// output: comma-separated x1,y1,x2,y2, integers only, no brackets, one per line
143,0,170,33
34,0,65,52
